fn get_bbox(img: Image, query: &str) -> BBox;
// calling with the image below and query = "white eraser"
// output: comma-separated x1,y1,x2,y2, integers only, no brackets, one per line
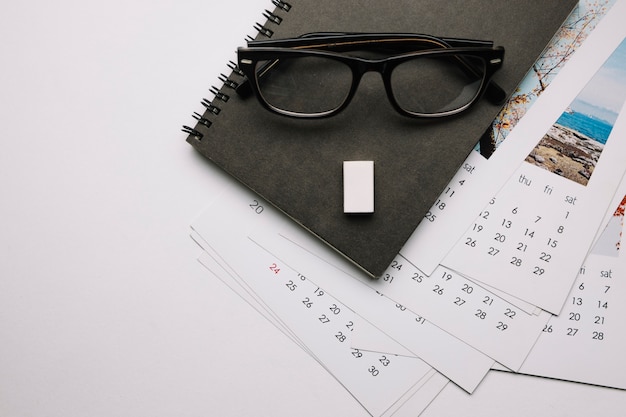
343,161,374,214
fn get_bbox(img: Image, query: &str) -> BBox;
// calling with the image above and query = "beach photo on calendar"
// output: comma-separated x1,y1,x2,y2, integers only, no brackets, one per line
525,38,626,186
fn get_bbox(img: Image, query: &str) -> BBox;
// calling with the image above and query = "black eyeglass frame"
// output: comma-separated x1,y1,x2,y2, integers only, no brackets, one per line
236,33,506,119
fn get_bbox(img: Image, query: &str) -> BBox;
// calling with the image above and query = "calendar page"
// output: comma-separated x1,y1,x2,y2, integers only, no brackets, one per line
191,232,310,352
401,0,618,276
191,188,495,393
197,237,452,417
443,35,626,314
198,251,451,417
191,226,441,416
501,192,626,389
198,254,450,417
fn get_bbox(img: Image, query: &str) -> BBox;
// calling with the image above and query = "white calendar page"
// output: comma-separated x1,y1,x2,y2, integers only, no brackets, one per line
443,160,625,315
191,230,438,416
193,237,454,417
401,0,618,276
371,261,551,371
503,192,626,389
191,188,494,393
441,26,626,314
194,250,449,417
191,232,311,353
197,252,450,417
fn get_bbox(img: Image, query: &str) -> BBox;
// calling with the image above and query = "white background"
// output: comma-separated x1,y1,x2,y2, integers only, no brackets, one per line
1,1,625,415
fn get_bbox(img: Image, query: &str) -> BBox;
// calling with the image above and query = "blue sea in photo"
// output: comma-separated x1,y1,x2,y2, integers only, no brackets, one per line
555,110,613,145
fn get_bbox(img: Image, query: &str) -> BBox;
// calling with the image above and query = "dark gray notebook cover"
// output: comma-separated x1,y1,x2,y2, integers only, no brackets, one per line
186,0,578,277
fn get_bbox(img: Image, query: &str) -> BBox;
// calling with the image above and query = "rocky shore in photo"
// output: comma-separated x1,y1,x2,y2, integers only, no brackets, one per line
525,123,605,186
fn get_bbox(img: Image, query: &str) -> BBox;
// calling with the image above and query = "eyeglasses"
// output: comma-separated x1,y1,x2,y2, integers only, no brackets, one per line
235,32,506,119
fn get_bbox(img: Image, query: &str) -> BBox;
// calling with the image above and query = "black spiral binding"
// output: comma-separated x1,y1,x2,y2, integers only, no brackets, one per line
182,1,292,141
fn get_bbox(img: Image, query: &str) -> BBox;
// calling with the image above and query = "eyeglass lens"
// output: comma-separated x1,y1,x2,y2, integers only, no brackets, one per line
391,54,486,115
256,57,352,115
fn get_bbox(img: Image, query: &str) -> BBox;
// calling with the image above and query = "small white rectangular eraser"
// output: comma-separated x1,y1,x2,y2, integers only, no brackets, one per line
343,161,374,214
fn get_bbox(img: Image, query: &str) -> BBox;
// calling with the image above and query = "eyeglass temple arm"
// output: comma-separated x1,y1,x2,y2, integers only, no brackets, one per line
247,32,495,49
485,77,506,105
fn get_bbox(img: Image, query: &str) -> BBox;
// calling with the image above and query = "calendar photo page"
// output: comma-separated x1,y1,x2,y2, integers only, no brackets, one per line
442,34,626,314
401,0,620,276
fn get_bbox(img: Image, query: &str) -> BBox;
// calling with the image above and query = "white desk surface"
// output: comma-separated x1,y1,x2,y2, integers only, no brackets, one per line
1,1,625,416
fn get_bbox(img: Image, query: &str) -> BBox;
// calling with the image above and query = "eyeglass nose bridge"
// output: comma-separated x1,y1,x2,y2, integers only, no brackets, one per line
347,59,398,112
350,58,392,83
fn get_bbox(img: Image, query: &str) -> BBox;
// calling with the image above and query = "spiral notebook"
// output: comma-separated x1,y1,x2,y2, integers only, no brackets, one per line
183,0,577,278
